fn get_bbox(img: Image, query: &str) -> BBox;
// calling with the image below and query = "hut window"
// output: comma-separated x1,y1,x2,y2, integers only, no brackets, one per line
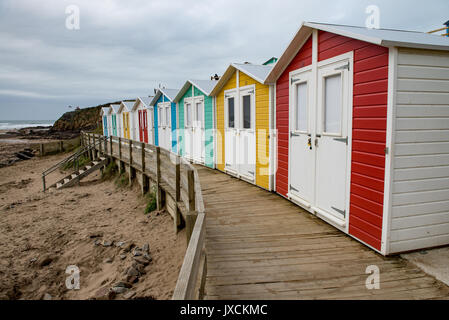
242,95,251,129
324,74,342,134
228,97,235,128
166,106,170,127
295,82,308,132
186,103,192,127
196,102,203,128
159,107,164,126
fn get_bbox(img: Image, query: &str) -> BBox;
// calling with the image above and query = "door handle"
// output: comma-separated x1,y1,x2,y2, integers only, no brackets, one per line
334,137,348,145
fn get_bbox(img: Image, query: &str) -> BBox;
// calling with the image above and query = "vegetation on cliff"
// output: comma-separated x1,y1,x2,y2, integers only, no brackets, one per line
51,104,104,132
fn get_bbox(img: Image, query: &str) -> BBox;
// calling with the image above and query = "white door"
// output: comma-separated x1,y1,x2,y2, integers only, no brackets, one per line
225,90,238,174
184,99,193,160
193,97,205,163
289,70,314,207
238,87,256,181
314,59,351,222
148,108,154,145
164,103,171,151
132,111,138,141
158,104,166,149
117,114,122,138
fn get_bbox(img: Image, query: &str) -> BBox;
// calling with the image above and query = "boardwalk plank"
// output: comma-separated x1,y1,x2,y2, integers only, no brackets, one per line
195,165,449,300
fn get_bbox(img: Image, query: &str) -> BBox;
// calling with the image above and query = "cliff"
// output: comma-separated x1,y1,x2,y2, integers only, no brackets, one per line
50,101,124,134
51,106,101,133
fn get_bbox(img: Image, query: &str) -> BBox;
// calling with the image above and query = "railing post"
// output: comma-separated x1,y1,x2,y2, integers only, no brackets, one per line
59,141,64,153
129,139,133,165
156,146,162,211
42,174,46,192
87,134,91,160
93,135,97,160
141,142,148,195
128,139,133,186
185,169,197,243
98,135,102,156
118,137,123,174
40,143,45,157
95,135,99,159
109,136,113,157
187,169,196,212
174,156,181,233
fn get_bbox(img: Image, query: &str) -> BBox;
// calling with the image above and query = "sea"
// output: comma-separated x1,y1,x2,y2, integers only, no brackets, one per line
0,120,55,130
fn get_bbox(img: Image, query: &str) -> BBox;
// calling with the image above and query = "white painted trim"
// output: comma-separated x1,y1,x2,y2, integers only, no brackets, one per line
285,33,354,235
287,30,318,211
313,206,346,229
344,52,354,234
305,22,382,46
288,67,313,205
289,65,313,78
273,82,277,191
238,84,257,182
311,30,318,208
381,47,398,256
315,52,355,233
317,51,354,68
289,193,312,208
212,95,216,169
268,84,274,191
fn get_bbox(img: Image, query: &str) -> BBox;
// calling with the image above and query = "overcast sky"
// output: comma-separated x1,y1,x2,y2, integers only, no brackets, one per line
0,0,448,120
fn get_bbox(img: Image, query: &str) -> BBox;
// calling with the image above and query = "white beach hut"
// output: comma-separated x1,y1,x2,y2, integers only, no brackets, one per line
131,96,153,143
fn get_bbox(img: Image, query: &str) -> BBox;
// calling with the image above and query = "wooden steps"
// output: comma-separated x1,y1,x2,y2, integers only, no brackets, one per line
48,156,108,190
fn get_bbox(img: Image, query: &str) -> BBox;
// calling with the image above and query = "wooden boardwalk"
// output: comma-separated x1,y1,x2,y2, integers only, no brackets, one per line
195,166,449,300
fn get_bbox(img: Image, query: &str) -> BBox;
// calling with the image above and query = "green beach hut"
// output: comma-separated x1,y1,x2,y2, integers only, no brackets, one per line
174,80,218,168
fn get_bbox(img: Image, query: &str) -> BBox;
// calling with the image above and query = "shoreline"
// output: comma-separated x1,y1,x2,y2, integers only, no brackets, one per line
0,127,80,168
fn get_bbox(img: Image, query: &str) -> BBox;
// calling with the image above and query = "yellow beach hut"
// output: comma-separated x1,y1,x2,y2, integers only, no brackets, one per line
118,101,135,140
210,63,276,191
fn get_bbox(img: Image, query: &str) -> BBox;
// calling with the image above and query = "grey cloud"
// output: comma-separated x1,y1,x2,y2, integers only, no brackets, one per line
0,0,448,120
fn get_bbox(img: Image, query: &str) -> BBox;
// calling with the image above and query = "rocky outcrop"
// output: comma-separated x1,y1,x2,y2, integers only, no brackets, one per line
50,105,103,133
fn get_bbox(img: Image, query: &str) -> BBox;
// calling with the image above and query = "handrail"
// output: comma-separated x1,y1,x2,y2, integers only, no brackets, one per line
82,132,208,300
42,135,107,176
172,157,207,299
41,134,108,191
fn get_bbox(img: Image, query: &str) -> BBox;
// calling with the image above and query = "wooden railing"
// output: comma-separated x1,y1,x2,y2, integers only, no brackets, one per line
82,132,207,300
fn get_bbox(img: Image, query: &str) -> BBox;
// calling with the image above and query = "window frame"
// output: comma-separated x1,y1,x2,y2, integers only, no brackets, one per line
224,89,237,130
320,70,344,137
293,80,309,134
194,97,205,129
239,85,255,131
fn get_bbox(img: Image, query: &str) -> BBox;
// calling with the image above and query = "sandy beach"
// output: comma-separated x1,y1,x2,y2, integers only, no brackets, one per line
0,129,57,167
0,152,186,300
